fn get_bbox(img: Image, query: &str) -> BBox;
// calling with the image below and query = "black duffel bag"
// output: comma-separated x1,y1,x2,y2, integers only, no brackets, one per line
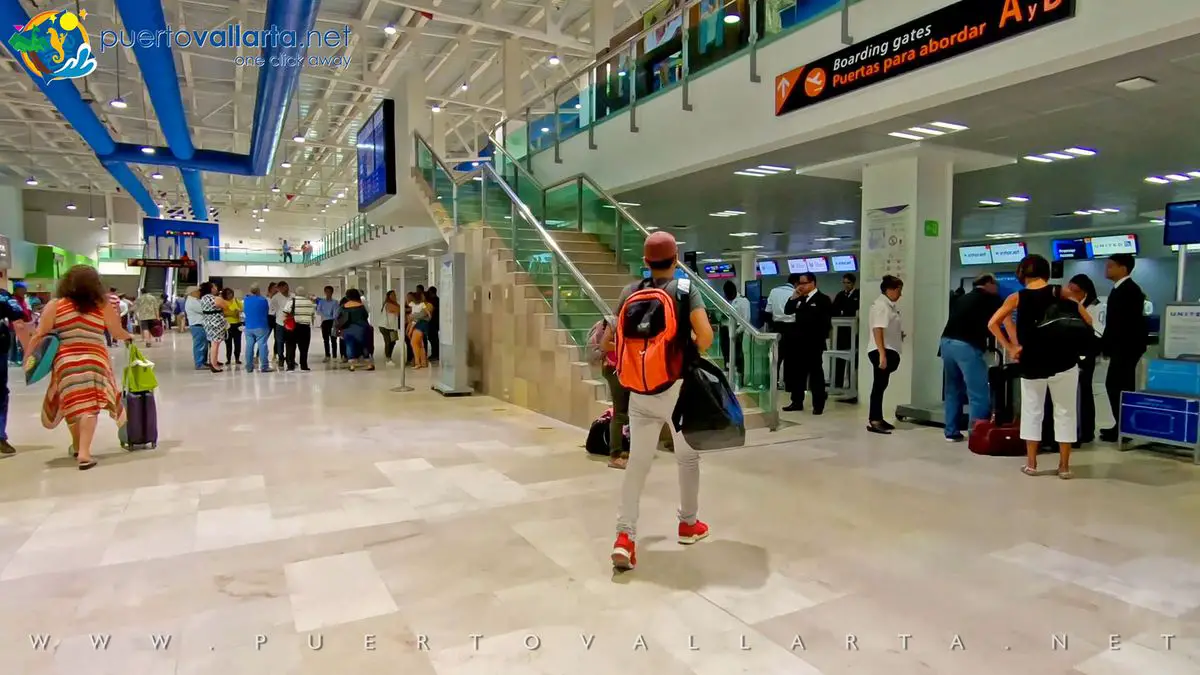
672,357,746,451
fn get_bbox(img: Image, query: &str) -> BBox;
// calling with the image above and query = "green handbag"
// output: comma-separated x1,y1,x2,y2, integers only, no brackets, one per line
123,344,158,393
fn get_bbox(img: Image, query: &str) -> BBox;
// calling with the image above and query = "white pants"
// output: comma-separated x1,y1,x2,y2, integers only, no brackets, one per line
1019,366,1079,444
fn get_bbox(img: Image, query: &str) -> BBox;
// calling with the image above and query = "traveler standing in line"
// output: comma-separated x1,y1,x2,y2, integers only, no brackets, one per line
282,286,316,371
719,280,750,386
763,274,799,389
316,286,340,363
1098,253,1148,443
269,281,292,368
266,282,279,361
184,286,208,370
133,288,160,348
379,290,402,365
7,281,30,365
199,282,228,373
866,275,905,434
337,289,375,371
0,273,31,455
988,255,1093,478
1065,274,1103,446
831,273,860,394
221,288,243,366
407,290,431,369
783,272,833,414
242,285,272,373
172,292,187,332
425,286,440,363
602,231,712,572
939,274,1002,442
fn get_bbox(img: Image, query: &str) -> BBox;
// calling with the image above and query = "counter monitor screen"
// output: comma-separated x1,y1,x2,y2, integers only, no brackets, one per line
1165,200,1200,246
802,256,829,273
703,262,736,279
958,245,992,265
1051,238,1089,260
831,255,857,272
757,260,779,276
786,258,808,274
989,242,1027,264
1088,234,1139,257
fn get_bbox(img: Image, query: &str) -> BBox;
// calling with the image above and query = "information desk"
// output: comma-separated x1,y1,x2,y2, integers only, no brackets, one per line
1119,391,1200,464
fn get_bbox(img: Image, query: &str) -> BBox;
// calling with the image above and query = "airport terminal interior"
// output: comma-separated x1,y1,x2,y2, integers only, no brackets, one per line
2,0,1200,673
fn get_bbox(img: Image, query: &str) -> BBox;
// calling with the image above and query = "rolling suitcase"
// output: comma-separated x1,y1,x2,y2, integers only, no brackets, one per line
120,390,158,450
150,320,164,338
969,361,1024,456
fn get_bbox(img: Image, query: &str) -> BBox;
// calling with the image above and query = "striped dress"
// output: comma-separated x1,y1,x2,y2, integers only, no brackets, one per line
41,299,125,428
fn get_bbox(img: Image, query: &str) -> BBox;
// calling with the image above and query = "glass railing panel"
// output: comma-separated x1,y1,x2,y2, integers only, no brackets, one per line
556,88,585,146
416,140,435,190
528,93,556,155
543,179,580,231
683,0,752,82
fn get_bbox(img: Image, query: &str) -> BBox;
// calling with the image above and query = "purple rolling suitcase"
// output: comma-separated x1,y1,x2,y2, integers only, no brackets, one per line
120,391,158,450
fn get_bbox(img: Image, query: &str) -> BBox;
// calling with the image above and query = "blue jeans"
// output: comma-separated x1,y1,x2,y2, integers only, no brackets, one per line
189,324,208,368
940,337,991,437
342,324,369,360
245,327,270,371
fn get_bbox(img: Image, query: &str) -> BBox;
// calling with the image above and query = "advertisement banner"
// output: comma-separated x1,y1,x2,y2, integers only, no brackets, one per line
775,0,1076,116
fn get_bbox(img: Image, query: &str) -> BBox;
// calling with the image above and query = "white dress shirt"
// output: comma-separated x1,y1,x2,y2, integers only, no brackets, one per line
766,284,796,324
868,294,903,354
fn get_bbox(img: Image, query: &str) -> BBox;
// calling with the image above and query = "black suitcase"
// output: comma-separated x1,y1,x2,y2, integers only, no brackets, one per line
120,390,158,450
989,362,1021,425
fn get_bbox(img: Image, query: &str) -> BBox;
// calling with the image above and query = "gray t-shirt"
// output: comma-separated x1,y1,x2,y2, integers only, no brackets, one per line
614,276,706,318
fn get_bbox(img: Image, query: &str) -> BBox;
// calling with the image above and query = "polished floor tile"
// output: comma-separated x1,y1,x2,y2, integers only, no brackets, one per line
1,335,1199,674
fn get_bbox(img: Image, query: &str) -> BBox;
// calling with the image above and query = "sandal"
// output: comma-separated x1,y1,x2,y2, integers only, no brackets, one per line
1057,470,1073,480
608,456,628,470
1021,466,1039,476
78,459,97,471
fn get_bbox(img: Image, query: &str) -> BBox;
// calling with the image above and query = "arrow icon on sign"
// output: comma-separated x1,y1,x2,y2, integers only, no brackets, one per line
774,67,803,116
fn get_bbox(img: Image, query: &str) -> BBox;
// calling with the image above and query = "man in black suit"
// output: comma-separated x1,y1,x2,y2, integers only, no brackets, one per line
782,273,833,414
830,273,860,394
1099,253,1148,443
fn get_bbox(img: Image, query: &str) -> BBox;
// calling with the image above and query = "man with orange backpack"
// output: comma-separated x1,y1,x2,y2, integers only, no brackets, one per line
601,231,713,571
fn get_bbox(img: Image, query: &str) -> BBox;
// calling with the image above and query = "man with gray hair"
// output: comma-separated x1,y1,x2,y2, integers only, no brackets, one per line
282,285,317,371
242,284,272,373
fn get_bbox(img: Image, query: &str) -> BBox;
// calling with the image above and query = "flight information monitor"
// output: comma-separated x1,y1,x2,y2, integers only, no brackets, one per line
831,255,857,272
1166,200,1200,245
958,245,992,265
1089,234,1139,257
757,260,779,276
989,242,1027,264
802,256,829,273
357,99,397,211
703,263,736,279
786,258,808,274
1051,238,1089,260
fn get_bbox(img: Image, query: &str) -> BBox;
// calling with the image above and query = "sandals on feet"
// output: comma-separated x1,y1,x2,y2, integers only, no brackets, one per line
1057,470,1073,480
78,459,97,471
1021,466,1039,476
608,455,628,470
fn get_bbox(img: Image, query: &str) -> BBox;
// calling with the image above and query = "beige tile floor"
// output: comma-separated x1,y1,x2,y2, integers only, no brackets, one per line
1,334,1200,674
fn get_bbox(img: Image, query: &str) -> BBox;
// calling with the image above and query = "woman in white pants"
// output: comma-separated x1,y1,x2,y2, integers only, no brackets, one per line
988,254,1094,479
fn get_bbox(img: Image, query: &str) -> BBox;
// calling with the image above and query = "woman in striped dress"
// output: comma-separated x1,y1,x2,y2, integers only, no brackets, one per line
28,265,131,470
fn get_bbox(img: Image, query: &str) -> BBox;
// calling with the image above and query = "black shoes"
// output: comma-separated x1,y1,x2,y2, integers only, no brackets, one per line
1099,428,1119,443
0,440,14,455
782,403,804,412
879,420,896,431
945,433,965,443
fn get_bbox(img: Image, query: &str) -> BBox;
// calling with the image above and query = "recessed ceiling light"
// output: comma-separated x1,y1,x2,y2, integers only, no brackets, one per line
1007,195,1030,202
729,232,757,237
978,200,1003,207
734,171,766,177
742,245,763,249
547,55,560,65
929,121,969,131
1116,76,1157,91
985,233,1021,239
1043,152,1074,161
254,226,261,232
1145,176,1171,184
1024,155,1053,163
540,127,550,133
756,165,790,173
109,96,127,109
574,103,581,109
812,248,836,253
258,217,265,223
1166,174,1191,182
1064,147,1097,156
24,176,36,186
675,241,687,246
383,22,397,35
909,126,944,136
888,131,924,141
337,191,346,199
460,82,468,91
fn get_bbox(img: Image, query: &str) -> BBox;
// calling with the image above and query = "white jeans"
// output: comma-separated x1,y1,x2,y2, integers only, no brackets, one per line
616,381,700,539
1019,366,1079,444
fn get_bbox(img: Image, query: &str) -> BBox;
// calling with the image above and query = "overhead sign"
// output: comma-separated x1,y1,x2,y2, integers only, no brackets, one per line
128,258,197,268
775,0,1076,116
0,235,10,271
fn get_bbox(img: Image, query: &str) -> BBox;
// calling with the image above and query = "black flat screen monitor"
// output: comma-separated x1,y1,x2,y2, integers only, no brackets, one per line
703,263,735,279
1051,238,1088,260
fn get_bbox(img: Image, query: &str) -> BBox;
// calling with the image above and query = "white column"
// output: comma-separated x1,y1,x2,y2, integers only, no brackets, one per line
591,0,614,55
858,154,953,411
391,72,428,173
738,251,757,294
367,267,384,355
502,37,523,116
427,256,438,289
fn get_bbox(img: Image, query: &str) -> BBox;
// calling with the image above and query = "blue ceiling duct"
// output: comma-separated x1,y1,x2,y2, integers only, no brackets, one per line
247,0,322,175
180,169,207,219
0,0,159,217
107,144,258,176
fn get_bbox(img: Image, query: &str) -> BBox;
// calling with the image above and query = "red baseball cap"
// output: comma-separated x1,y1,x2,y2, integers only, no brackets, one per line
643,231,678,263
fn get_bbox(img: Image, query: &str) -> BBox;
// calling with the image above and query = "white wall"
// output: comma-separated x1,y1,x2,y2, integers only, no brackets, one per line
533,0,1200,191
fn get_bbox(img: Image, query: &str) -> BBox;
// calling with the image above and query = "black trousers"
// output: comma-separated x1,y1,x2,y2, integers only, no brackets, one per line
320,319,338,358
380,328,399,360
786,345,826,407
1105,354,1140,430
285,324,311,369
225,323,242,363
267,315,278,360
427,323,440,361
867,349,901,422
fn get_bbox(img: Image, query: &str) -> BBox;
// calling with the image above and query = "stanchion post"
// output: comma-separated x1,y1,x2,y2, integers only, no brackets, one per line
391,265,413,392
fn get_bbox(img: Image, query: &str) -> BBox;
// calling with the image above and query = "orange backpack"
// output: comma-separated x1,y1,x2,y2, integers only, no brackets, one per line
615,278,691,395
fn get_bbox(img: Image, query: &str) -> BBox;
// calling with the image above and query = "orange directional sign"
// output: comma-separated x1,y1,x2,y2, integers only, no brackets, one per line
775,0,1075,117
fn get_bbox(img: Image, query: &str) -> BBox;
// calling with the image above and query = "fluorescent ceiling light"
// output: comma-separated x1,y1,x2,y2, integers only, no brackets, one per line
978,200,1003,207
337,191,346,198
909,126,944,136
813,248,836,253
254,227,261,232
675,241,687,246
756,165,790,172
271,184,280,193
1166,174,1191,182
262,205,270,212
1044,152,1074,161
888,132,924,141
729,232,757,237
540,127,550,133
1073,210,1090,215
431,105,441,113
280,160,292,168
1152,218,1166,224
819,219,854,225
724,210,746,215
1064,147,1097,156
701,258,723,263
1116,76,1157,91
1101,208,1121,213
985,233,1021,239
739,168,776,176
814,236,846,242
1187,171,1200,179
1145,176,1171,184
87,215,95,221
472,176,482,181
742,245,763,249
929,121,969,131
734,171,766,177
1087,209,1106,215
618,202,640,206
1024,155,1053,163
293,133,306,143
1007,195,1030,202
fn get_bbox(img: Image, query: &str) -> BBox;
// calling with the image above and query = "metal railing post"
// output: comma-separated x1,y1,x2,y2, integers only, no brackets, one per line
553,87,562,164
628,48,639,133
451,183,459,233
575,176,584,231
749,0,761,83
524,107,533,172
681,8,693,111
551,255,561,323
768,338,779,430
481,170,488,225
614,210,622,266
841,0,854,45
587,66,597,150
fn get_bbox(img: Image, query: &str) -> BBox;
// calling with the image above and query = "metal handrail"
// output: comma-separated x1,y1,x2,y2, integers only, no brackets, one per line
486,133,775,345
416,132,613,321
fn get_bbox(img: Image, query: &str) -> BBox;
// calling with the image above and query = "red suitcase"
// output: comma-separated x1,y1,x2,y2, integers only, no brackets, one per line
968,418,1024,456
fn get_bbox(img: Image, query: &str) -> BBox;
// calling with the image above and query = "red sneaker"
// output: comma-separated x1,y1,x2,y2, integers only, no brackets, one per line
678,520,709,545
611,532,636,570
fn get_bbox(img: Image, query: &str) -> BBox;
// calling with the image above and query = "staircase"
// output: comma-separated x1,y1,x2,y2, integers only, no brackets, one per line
413,133,779,431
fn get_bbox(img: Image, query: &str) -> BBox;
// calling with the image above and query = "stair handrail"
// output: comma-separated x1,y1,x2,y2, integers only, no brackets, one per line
485,135,774,346
416,132,614,322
